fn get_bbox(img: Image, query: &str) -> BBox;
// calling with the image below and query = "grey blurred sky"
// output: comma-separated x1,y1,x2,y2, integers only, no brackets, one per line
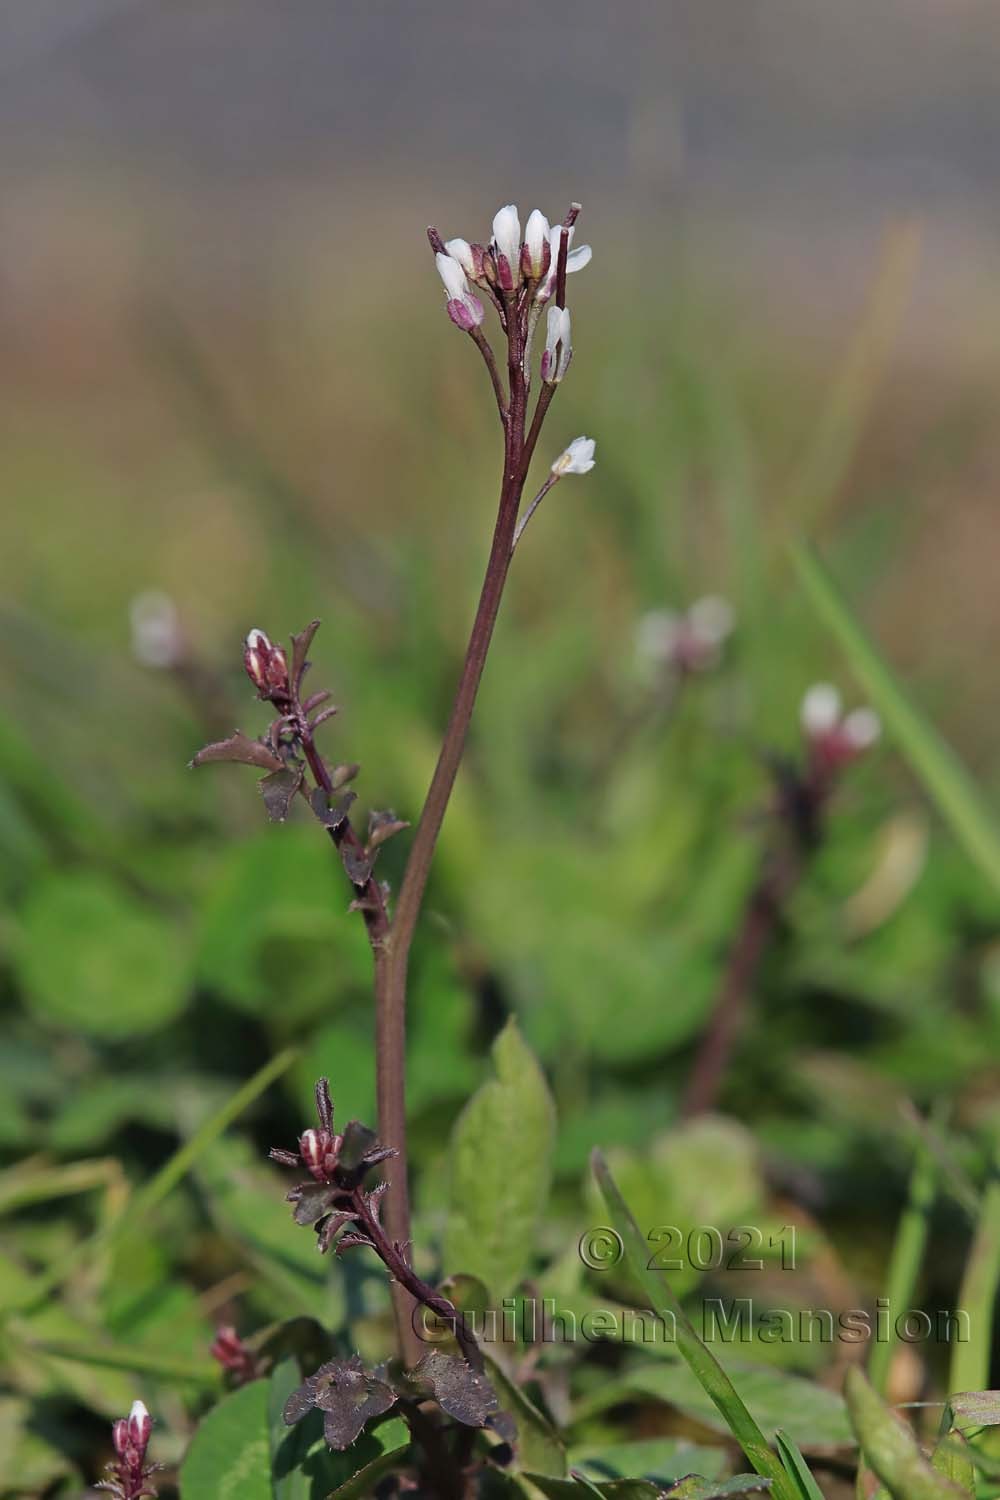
2,0,998,197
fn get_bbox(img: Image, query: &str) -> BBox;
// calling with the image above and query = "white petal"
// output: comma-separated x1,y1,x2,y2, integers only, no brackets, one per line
435,250,468,301
566,244,592,273
444,237,475,275
524,209,549,272
843,707,881,750
636,609,681,664
130,1400,150,1423
552,434,596,476
491,204,521,264
689,595,734,645
801,682,842,736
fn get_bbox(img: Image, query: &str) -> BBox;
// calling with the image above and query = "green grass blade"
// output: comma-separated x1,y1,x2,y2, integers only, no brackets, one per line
790,541,1000,895
869,1119,940,1395
774,1430,826,1500
592,1149,794,1500
9,1047,298,1314
948,1132,1000,1395
19,1336,217,1384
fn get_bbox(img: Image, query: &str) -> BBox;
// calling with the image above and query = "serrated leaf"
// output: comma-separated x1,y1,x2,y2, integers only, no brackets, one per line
179,1380,272,1500
411,1350,498,1427
284,1357,396,1450
311,787,356,830
191,730,284,774
445,1018,556,1297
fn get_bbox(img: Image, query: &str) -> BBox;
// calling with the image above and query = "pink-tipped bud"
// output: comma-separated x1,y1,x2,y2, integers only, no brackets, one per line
244,628,290,700
446,295,485,331
491,204,521,292
128,1400,152,1453
299,1127,341,1181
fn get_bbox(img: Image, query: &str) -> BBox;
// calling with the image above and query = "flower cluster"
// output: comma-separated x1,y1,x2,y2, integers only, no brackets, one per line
435,202,592,342
97,1401,158,1500
800,682,881,773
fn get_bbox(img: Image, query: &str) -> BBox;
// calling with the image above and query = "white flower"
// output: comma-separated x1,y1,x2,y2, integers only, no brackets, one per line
435,250,469,302
551,435,596,476
541,304,572,383
801,682,842,737
843,706,881,750
444,237,476,276
523,209,550,278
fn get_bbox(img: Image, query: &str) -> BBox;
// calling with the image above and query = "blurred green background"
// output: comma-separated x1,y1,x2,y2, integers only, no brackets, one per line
3,2,1000,1493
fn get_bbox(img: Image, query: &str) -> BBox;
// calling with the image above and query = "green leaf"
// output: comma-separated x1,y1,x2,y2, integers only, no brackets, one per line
592,1151,795,1500
790,541,1000,897
445,1018,556,1297
949,1134,1000,1395
943,1391,1000,1434
569,1439,729,1484
775,1430,827,1500
13,870,190,1036
668,1479,776,1500
486,1353,566,1476
844,1367,965,1500
326,1418,411,1497
180,1380,272,1500
524,1476,663,1499
931,1432,976,1499
575,1362,852,1450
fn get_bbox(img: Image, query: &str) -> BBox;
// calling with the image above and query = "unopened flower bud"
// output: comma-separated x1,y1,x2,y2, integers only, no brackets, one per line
128,1400,152,1453
435,251,485,331
112,1419,130,1456
444,237,476,276
491,203,521,291
541,304,572,383
551,435,596,476
521,209,551,280
299,1127,341,1181
801,683,880,771
244,628,290,699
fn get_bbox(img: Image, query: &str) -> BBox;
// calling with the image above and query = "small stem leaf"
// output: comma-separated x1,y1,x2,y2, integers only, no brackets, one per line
190,730,285,774
259,766,304,822
290,620,321,690
408,1349,499,1427
367,811,410,850
310,788,357,829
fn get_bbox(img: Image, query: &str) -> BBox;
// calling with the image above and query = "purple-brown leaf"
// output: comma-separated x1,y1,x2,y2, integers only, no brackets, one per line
190,730,284,774
259,766,304,822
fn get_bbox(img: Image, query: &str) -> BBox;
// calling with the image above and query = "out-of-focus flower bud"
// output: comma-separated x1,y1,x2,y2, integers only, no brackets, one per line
801,682,880,771
130,591,183,669
541,304,572,383
636,595,735,677
491,203,521,291
521,209,551,280
112,1419,130,1456
551,435,596,476
244,629,290,700
435,251,485,331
